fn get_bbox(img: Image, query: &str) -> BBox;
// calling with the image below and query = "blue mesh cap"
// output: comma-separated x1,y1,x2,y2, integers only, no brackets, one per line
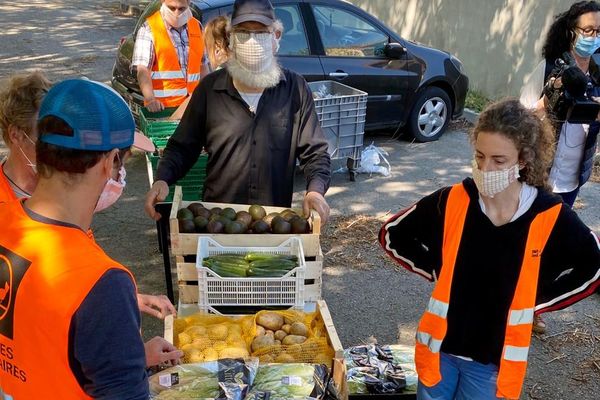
38,79,154,152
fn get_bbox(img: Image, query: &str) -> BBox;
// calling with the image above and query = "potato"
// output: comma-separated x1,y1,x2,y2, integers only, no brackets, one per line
290,322,309,337
274,330,287,341
284,317,295,325
178,332,192,346
251,335,275,352
281,324,291,334
275,352,295,363
191,337,212,349
219,347,250,359
185,325,207,337
265,330,274,338
187,350,204,363
228,325,242,335
274,340,281,345
212,340,228,351
260,354,275,363
207,324,228,340
255,325,266,336
203,348,219,361
226,332,244,344
256,312,284,331
282,335,307,345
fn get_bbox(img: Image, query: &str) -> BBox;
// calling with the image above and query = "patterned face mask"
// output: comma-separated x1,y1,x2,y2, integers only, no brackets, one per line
94,165,126,213
231,31,275,73
471,159,520,198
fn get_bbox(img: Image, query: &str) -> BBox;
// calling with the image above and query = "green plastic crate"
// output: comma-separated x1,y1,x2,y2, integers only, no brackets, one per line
139,107,180,150
147,153,208,202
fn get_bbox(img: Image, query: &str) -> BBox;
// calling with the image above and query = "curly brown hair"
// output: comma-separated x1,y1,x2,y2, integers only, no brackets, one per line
205,15,230,69
469,98,556,189
0,71,51,144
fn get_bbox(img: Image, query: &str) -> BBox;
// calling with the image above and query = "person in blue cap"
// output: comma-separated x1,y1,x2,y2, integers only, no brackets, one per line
0,79,182,399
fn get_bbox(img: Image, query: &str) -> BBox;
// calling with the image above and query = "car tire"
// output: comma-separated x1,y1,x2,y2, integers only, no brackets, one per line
407,86,452,142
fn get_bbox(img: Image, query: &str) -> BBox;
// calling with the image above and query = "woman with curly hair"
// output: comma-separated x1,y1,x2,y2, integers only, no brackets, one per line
380,99,600,399
522,2,600,208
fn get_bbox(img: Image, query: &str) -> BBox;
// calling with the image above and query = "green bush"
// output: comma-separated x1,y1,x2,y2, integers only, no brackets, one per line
465,90,491,113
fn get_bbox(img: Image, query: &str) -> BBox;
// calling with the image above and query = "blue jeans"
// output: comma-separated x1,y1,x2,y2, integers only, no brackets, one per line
417,352,502,400
556,187,580,208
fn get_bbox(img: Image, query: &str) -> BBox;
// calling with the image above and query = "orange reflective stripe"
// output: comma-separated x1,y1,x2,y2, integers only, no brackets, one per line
496,203,561,399
415,184,470,387
147,11,204,107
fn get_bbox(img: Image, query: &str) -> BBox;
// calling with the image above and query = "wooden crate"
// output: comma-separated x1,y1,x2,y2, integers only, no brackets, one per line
164,300,348,398
168,186,322,258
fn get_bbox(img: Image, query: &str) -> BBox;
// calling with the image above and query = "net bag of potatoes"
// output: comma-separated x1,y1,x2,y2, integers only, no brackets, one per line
249,310,335,367
173,313,256,363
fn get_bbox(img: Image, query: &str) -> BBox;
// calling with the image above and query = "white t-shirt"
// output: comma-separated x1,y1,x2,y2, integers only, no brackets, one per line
549,122,587,193
239,91,263,113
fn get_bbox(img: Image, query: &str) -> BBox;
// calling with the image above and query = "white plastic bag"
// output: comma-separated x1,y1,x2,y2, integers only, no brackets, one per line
356,142,391,176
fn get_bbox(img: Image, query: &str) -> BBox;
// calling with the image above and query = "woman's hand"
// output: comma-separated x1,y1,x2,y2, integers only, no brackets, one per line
137,293,176,319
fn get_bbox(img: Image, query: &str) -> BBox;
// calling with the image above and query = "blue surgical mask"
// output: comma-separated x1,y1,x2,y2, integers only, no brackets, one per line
574,34,600,57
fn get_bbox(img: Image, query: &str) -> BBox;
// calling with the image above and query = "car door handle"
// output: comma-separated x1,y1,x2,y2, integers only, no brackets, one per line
329,72,349,78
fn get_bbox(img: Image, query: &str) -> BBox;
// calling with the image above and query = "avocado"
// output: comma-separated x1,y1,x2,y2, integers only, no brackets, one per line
235,211,253,228
252,220,270,234
187,202,205,216
272,218,292,234
290,216,310,234
178,218,196,233
280,209,298,222
248,204,267,221
207,220,225,233
263,212,279,226
220,207,237,221
210,207,223,215
177,208,194,220
225,220,246,234
196,207,212,219
193,216,209,232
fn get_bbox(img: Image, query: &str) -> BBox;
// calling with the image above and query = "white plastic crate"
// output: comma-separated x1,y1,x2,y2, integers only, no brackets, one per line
195,237,306,313
308,80,367,162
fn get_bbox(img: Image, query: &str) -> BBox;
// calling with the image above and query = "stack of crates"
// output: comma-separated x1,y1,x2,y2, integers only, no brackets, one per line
139,107,207,201
308,81,368,181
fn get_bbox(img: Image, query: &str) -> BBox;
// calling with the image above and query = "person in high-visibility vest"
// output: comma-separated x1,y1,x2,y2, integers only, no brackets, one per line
380,98,599,400
0,72,177,320
132,0,205,112
0,79,183,399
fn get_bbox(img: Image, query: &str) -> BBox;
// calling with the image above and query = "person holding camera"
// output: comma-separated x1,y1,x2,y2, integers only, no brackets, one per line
538,1,600,207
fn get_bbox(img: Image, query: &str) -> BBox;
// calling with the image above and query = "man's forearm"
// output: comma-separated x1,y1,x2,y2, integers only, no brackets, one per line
136,67,155,103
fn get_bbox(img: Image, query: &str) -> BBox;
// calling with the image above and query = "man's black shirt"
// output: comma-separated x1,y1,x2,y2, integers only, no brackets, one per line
156,67,331,207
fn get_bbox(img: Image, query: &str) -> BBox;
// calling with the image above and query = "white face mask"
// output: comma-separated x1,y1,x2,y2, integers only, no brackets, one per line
160,3,191,28
231,31,275,73
17,131,37,174
471,160,520,198
94,165,126,213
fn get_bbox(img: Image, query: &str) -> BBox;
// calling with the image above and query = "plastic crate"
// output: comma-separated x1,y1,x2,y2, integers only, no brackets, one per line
195,237,306,313
146,153,207,201
308,81,367,162
138,107,180,149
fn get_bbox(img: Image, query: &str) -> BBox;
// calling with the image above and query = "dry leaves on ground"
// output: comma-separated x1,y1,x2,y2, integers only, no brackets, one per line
320,214,397,271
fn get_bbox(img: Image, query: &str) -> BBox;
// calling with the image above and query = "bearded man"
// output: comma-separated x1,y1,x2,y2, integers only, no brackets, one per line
144,0,331,223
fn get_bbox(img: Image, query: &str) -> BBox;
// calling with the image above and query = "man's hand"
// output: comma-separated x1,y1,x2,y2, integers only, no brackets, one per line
144,97,164,113
137,293,176,319
303,191,330,225
145,180,170,220
144,337,183,367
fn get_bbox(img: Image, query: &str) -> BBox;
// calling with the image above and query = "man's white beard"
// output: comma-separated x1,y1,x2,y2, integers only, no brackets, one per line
226,57,282,89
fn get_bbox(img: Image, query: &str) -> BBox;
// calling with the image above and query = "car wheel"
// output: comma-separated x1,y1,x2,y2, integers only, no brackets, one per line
407,86,452,142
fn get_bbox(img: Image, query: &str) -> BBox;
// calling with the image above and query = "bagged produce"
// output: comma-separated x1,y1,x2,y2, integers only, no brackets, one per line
344,343,418,394
150,358,259,399
244,363,328,400
173,313,255,363
249,310,334,366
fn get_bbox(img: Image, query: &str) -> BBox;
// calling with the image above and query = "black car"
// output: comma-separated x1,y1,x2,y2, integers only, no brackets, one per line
112,0,468,141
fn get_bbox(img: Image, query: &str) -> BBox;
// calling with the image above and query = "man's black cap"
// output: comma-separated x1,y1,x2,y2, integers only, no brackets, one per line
231,0,275,27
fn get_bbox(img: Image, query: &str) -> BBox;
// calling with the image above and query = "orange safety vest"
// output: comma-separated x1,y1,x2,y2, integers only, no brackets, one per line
415,184,561,399
0,200,136,399
0,164,18,204
147,11,204,107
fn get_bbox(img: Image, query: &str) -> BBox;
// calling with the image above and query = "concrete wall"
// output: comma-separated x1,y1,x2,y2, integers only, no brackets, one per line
348,0,583,99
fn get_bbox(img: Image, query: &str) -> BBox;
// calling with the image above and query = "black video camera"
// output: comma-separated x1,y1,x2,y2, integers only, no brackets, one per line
543,52,600,124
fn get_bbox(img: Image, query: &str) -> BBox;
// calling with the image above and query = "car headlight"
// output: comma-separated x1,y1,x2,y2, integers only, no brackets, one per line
450,56,465,74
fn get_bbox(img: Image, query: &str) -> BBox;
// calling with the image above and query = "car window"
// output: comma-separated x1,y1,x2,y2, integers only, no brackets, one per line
311,5,388,57
274,5,310,56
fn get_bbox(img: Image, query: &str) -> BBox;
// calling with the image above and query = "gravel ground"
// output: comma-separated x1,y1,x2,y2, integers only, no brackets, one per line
1,2,599,398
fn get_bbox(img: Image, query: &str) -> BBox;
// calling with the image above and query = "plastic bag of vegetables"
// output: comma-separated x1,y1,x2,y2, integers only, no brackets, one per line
244,363,328,399
150,358,259,399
